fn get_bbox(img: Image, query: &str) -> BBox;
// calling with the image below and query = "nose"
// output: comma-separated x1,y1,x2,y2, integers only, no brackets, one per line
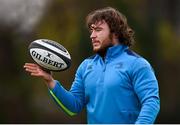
90,31,96,39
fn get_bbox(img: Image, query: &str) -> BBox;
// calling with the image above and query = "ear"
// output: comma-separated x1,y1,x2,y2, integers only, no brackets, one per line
112,33,118,39
112,33,120,45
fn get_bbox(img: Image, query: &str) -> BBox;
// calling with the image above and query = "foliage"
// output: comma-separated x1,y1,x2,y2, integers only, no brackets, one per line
0,0,179,123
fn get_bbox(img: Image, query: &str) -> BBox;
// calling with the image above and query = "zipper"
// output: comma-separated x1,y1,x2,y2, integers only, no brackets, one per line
103,61,107,72
98,57,107,86
103,56,108,72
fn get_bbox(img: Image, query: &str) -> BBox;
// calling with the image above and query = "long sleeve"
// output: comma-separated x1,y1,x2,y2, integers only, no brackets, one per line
49,61,87,116
131,58,160,124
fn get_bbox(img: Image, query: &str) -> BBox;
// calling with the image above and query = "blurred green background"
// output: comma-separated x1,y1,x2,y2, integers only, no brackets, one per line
0,0,180,123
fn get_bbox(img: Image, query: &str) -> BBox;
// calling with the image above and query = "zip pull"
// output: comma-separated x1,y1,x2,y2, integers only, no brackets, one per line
103,65,106,72
103,59,107,72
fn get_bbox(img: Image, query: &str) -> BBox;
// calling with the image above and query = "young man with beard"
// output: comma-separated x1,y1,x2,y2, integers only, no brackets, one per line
24,7,160,124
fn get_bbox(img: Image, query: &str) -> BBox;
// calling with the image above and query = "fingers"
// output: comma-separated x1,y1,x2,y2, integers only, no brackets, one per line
30,72,40,76
24,65,37,72
26,68,39,76
23,63,54,87
25,67,38,74
24,63,40,75
24,63,39,68
23,63,52,78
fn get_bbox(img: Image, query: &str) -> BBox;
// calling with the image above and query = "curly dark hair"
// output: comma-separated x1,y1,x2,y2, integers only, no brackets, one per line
86,7,135,47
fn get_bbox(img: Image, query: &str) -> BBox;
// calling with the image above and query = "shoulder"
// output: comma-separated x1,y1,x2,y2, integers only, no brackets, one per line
80,54,96,66
129,54,155,77
124,49,141,58
123,49,153,71
124,49,149,64
77,54,97,72
86,54,96,60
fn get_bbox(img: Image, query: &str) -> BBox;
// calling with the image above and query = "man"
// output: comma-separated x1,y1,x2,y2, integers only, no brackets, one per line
24,7,160,124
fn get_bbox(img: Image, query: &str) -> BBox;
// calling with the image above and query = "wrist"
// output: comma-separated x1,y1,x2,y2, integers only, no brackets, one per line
45,77,55,89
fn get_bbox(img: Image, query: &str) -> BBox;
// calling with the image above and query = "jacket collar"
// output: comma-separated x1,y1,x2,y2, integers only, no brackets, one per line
95,44,129,60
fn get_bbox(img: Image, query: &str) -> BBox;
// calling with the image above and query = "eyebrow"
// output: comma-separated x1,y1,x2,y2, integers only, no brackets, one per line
90,21,104,28
90,24,103,30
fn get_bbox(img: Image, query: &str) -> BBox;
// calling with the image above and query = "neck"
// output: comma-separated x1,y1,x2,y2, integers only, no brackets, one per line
98,36,120,58
97,47,108,59
113,37,120,45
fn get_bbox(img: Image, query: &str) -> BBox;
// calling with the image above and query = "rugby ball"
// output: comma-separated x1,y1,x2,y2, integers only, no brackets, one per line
28,39,71,71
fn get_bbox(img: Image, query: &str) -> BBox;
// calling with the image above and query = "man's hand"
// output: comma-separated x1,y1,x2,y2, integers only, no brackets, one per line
23,63,55,89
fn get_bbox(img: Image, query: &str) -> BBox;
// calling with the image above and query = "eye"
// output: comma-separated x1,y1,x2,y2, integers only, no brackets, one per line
90,29,93,32
89,29,93,34
95,28,102,32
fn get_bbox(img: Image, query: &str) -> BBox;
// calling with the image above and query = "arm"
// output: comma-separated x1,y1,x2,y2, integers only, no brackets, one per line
131,59,160,124
24,62,86,116
49,63,86,115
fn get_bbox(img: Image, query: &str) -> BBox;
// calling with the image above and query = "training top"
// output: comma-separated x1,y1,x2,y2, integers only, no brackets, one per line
49,44,160,124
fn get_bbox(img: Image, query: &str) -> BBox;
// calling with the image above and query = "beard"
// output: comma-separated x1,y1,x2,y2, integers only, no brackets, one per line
92,34,113,57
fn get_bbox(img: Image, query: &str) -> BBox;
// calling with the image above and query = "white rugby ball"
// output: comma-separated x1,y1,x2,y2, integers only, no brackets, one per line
28,39,71,71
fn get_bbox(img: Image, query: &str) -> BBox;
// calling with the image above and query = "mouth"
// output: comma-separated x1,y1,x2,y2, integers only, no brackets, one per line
92,40,100,46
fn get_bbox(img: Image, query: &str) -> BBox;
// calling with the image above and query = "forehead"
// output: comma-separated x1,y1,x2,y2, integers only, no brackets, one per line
90,20,108,29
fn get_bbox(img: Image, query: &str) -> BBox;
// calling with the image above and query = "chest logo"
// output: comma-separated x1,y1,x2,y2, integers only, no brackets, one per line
115,62,123,69
87,65,93,70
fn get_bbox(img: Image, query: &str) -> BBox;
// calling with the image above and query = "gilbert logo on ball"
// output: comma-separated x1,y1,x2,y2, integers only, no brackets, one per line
28,39,71,71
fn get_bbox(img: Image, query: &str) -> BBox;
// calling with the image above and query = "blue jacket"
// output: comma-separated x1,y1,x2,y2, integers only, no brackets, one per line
49,45,160,124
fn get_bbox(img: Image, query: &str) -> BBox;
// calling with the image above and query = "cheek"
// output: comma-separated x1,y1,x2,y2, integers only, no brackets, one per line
98,32,109,41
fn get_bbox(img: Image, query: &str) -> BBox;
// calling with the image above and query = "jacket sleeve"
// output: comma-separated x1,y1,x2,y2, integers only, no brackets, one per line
48,61,87,116
131,58,160,124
